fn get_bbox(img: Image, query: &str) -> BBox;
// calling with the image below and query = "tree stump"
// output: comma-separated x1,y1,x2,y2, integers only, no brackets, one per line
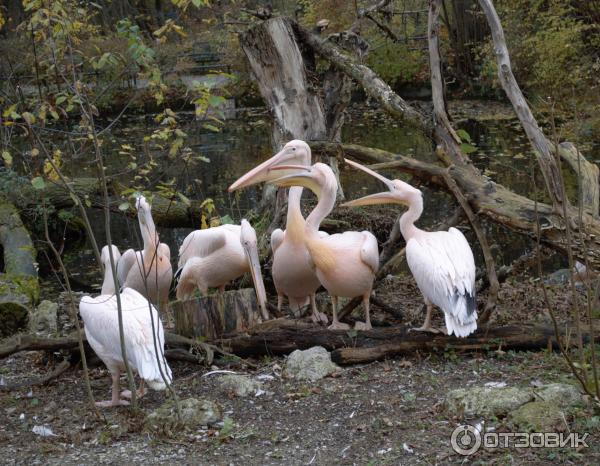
172,288,261,340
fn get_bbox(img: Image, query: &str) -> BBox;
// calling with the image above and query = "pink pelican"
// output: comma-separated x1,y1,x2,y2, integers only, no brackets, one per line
118,196,173,324
228,140,329,324
175,219,269,321
342,159,477,337
80,245,172,407
270,162,379,330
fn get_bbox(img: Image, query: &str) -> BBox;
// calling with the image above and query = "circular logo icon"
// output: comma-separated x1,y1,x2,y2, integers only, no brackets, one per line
451,425,482,456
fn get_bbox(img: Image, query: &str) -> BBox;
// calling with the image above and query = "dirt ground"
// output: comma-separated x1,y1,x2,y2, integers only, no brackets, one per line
1,276,599,465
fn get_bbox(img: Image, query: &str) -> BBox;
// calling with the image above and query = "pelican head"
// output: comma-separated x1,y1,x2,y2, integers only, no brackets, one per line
341,159,422,207
267,162,336,199
135,195,152,225
100,244,121,267
228,139,312,191
240,219,269,320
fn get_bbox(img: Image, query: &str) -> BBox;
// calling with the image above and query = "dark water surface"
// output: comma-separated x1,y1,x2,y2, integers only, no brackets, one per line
28,102,596,295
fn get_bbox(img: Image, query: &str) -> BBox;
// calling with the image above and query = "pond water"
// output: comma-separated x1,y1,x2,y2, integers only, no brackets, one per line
25,101,597,295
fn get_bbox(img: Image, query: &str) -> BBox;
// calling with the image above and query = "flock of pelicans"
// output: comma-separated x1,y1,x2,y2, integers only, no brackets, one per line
79,140,477,407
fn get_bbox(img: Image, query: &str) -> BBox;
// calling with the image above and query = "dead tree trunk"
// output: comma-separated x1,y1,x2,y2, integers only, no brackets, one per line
286,17,600,268
477,0,568,213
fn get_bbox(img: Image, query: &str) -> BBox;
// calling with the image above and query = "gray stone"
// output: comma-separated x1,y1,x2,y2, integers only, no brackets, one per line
29,300,57,335
534,383,583,407
145,398,221,436
284,346,340,382
218,374,262,397
509,401,567,432
446,386,534,418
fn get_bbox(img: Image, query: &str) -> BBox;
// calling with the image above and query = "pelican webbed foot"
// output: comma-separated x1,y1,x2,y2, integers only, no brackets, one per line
328,321,351,330
311,310,329,325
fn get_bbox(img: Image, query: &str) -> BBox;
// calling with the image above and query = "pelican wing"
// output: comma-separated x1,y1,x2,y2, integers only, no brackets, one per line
360,231,379,274
270,228,284,255
406,228,477,337
117,248,141,288
178,226,235,268
79,289,172,388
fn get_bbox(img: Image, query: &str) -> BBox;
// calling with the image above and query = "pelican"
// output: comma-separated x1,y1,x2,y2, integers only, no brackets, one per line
342,159,477,337
118,196,173,324
175,219,269,321
270,162,379,330
80,245,173,407
228,140,329,324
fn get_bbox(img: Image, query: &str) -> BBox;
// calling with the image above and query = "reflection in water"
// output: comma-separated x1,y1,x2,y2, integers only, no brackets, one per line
31,105,593,294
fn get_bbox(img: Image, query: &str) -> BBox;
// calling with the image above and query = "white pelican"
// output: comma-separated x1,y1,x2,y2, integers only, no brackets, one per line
80,245,173,407
228,140,329,324
342,159,477,337
270,162,379,330
175,219,269,321
118,196,173,324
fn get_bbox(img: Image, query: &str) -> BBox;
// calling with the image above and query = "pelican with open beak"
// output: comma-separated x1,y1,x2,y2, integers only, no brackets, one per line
269,163,379,330
342,159,478,337
228,140,329,324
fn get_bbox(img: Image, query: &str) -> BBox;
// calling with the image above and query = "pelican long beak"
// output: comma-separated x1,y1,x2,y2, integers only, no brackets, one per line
344,158,394,189
342,191,401,207
245,243,269,321
268,165,321,196
228,147,291,192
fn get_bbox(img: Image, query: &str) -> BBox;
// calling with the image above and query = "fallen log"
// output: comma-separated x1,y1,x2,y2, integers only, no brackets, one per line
312,141,600,269
215,319,597,365
0,319,594,367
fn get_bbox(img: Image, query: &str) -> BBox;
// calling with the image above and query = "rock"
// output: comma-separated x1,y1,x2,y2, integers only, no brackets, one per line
218,374,262,397
29,300,58,335
544,269,571,285
446,386,533,418
509,401,567,432
534,383,583,407
284,346,340,382
145,398,222,436
57,291,85,336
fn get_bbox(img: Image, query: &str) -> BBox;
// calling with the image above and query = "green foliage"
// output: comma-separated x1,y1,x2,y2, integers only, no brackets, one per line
475,0,600,101
366,42,424,87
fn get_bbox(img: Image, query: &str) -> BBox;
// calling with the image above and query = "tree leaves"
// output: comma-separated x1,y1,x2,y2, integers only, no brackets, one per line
31,177,46,190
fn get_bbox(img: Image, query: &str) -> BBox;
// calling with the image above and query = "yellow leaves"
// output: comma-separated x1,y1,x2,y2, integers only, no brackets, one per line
199,198,215,229
43,149,62,182
152,19,187,39
2,104,20,120
22,112,36,125
1,150,12,167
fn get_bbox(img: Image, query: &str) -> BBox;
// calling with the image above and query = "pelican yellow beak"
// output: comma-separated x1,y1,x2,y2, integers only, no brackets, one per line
228,146,296,192
268,165,322,197
246,244,268,321
342,191,400,207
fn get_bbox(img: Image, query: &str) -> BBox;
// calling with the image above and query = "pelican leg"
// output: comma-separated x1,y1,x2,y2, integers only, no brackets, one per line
310,293,328,325
354,292,372,331
328,296,350,330
277,294,284,314
410,300,445,334
96,372,130,407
